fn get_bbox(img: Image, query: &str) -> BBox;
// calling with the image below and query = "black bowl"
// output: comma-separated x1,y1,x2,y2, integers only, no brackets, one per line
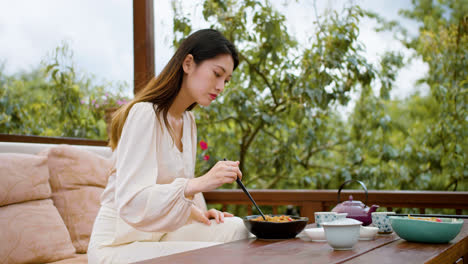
243,215,309,239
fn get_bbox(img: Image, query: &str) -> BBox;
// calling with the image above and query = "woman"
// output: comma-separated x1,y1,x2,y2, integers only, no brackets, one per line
88,29,250,264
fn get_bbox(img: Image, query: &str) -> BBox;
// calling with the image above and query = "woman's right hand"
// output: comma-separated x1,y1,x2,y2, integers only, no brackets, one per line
185,160,242,197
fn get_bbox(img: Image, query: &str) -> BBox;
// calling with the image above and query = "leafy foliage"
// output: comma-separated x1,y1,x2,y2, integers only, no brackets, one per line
348,0,468,191
0,43,130,139
173,0,467,191
1,0,465,192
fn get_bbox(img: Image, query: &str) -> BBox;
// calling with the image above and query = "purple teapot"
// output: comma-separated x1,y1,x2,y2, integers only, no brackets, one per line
331,180,379,226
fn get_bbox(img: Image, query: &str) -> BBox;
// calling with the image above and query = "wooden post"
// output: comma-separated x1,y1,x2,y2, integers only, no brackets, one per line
301,202,323,224
133,0,155,95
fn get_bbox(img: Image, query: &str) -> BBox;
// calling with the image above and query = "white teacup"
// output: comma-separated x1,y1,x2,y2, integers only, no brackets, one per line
315,212,337,227
371,212,396,234
322,218,362,250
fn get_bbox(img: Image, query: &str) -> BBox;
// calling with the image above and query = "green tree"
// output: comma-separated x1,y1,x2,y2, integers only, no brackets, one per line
401,0,468,190
173,0,404,190
0,43,130,139
2,0,465,193
348,0,468,191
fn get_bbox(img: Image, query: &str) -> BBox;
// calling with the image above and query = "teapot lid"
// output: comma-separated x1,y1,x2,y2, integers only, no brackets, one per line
332,195,369,216
341,195,365,207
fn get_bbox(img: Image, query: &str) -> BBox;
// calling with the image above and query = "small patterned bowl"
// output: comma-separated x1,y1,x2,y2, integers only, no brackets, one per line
314,212,337,228
371,212,395,234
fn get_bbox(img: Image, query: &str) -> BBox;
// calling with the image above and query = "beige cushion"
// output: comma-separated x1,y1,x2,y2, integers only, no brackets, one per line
43,145,112,192
0,199,76,264
52,188,103,252
42,145,112,253
0,153,51,207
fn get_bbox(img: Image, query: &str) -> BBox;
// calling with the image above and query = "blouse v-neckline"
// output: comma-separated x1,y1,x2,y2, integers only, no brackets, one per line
171,112,185,154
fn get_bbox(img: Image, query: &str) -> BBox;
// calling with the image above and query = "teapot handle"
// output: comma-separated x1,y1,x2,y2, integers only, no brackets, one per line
337,179,368,204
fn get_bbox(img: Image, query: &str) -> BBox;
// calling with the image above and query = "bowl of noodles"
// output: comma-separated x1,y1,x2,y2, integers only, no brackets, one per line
243,214,309,239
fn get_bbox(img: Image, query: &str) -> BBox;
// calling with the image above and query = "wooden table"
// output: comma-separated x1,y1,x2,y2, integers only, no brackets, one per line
135,220,468,264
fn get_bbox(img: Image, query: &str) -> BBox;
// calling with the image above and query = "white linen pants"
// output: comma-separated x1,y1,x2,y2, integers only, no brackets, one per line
88,207,250,264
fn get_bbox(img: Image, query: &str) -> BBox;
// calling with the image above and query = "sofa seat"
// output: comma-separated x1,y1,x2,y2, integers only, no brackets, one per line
0,142,114,264
48,254,87,264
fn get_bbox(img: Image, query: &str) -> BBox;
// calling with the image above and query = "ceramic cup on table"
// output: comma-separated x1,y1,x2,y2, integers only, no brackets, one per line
322,218,362,250
371,212,396,234
314,212,337,227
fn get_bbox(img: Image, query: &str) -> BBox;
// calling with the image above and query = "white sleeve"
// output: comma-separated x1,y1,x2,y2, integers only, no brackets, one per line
115,103,194,232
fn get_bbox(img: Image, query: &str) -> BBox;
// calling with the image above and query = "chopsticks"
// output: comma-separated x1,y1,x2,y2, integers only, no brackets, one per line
393,214,468,219
223,158,267,220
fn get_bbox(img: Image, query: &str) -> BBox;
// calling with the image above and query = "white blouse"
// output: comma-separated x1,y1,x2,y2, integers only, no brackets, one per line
100,102,206,244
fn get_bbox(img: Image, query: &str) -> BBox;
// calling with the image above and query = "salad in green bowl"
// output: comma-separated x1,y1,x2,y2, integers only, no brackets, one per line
389,216,463,243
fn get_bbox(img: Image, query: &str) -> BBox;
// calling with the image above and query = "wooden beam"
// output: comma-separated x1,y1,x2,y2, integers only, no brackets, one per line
133,0,155,95
204,189,468,208
0,134,107,146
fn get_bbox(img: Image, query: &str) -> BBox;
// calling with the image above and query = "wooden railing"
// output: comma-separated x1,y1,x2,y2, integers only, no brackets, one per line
0,134,107,146
204,189,468,222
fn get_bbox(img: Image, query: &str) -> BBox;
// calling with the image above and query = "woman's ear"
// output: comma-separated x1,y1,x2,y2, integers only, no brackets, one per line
182,54,195,74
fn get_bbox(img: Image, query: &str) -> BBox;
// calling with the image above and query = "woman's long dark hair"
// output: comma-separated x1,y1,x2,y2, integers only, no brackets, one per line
109,29,239,150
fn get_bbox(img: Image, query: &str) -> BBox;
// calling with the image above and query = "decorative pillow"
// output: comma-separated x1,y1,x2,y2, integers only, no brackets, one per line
42,145,113,253
42,145,112,192
0,199,76,263
52,188,104,252
0,153,51,207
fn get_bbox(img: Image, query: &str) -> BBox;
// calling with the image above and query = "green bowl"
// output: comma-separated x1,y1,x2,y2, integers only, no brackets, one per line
389,216,464,243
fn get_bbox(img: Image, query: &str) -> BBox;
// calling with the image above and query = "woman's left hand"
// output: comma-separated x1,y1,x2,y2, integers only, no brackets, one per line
191,206,233,225
204,208,233,224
